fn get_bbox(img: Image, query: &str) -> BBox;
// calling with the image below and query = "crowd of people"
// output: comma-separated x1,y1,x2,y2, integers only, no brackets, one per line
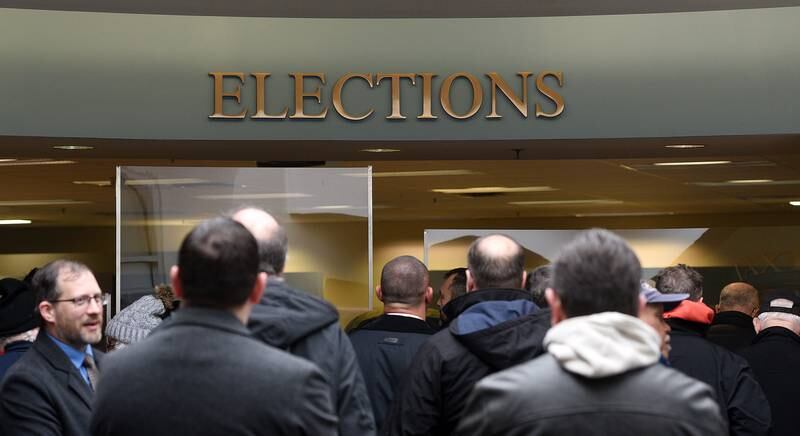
0,207,797,436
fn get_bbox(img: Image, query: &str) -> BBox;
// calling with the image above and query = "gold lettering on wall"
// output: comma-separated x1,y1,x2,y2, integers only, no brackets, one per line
251,73,288,119
209,72,247,119
535,71,565,118
332,73,375,121
486,72,531,119
290,73,329,119
417,73,438,120
440,72,483,120
375,73,417,120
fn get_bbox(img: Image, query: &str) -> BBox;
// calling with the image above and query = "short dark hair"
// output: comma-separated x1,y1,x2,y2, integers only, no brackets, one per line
177,218,260,309
256,225,288,275
552,229,641,317
653,264,703,301
525,264,552,308
467,234,525,289
443,267,467,300
32,260,91,304
380,256,429,306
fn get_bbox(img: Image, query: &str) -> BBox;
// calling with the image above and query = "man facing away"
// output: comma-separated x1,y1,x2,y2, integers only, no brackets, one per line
654,265,771,435
1,260,106,436
232,207,375,435
707,282,760,353
349,256,437,432
456,229,726,436
383,234,551,436
741,290,800,436
90,218,338,436
0,277,40,381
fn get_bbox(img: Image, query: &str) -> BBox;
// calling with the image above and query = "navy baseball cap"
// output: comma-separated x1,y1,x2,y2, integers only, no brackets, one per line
760,290,800,316
640,281,689,310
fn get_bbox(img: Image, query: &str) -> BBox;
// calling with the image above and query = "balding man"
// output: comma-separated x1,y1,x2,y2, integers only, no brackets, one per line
707,282,760,353
232,207,376,436
383,234,550,436
349,256,436,432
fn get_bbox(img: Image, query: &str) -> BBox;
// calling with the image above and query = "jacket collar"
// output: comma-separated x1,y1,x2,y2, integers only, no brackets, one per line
357,314,435,334
441,288,532,321
753,326,800,345
711,310,754,328
33,330,100,409
160,306,251,337
666,317,710,337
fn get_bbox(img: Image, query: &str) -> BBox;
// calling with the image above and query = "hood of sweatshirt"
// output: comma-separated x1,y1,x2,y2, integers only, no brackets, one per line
544,312,661,378
247,277,340,349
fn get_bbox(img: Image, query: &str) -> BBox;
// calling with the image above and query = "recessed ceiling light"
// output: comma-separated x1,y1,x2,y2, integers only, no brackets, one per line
433,186,556,194
125,178,208,186
0,199,91,206
343,169,479,178
726,179,773,184
52,145,94,150
73,180,112,187
509,199,623,206
574,212,675,217
790,201,800,207
361,148,400,153
194,193,311,200
0,159,17,163
313,205,352,210
0,159,75,167
689,179,800,187
653,160,731,166
664,144,705,149
0,219,32,225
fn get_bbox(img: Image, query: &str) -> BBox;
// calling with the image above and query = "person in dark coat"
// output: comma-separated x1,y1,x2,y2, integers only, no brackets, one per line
707,282,760,353
654,264,771,436
383,234,550,436
233,207,376,436
90,218,338,436
1,261,107,436
350,256,436,431
741,290,800,436
0,277,40,381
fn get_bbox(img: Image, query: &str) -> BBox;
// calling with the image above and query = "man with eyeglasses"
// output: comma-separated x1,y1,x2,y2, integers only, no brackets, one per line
0,260,107,436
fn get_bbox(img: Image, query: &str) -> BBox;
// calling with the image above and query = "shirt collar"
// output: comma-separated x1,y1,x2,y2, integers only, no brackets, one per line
385,312,424,321
47,333,92,370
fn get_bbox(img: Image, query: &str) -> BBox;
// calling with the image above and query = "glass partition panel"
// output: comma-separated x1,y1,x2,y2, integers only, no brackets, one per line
424,227,800,306
116,166,372,326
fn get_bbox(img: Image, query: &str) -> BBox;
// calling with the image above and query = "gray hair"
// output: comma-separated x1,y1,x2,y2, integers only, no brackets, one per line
758,310,800,331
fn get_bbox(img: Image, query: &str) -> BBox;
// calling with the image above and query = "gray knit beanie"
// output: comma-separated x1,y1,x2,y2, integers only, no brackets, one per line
106,295,166,344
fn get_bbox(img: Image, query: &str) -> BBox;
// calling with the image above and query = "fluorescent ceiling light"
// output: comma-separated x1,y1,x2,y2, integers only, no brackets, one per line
0,159,17,163
690,179,800,187
725,179,773,184
194,193,311,200
344,169,479,178
313,205,352,210
52,145,94,150
664,144,705,149
790,201,800,207
433,186,556,194
574,212,675,217
125,178,208,186
0,159,75,167
509,199,623,206
0,219,32,225
361,148,400,153
73,180,112,187
0,199,91,206
652,160,731,166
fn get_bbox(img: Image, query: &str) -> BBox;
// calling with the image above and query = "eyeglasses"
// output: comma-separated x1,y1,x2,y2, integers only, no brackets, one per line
50,293,110,307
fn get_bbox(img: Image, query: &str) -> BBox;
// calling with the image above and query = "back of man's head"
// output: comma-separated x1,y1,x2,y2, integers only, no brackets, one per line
717,282,759,316
467,234,525,290
525,264,552,308
380,256,429,307
176,217,260,309
444,267,467,298
652,264,703,301
551,229,641,318
231,207,288,275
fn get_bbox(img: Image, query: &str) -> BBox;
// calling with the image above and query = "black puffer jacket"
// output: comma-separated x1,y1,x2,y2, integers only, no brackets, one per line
248,277,376,436
706,311,757,353
668,318,771,436
382,289,550,436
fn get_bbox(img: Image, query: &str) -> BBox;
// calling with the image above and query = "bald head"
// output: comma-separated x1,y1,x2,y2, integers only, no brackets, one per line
231,207,288,275
380,256,430,307
717,282,759,316
467,234,526,290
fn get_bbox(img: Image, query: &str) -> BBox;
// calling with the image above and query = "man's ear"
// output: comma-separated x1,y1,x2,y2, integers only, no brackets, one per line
545,288,565,325
424,286,433,305
466,270,477,292
715,303,721,314
520,270,527,290
249,272,266,304
38,300,55,324
638,294,647,316
170,265,184,300
375,285,384,303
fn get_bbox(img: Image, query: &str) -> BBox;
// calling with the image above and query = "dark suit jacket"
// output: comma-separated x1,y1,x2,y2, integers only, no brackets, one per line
0,331,103,436
90,307,338,436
